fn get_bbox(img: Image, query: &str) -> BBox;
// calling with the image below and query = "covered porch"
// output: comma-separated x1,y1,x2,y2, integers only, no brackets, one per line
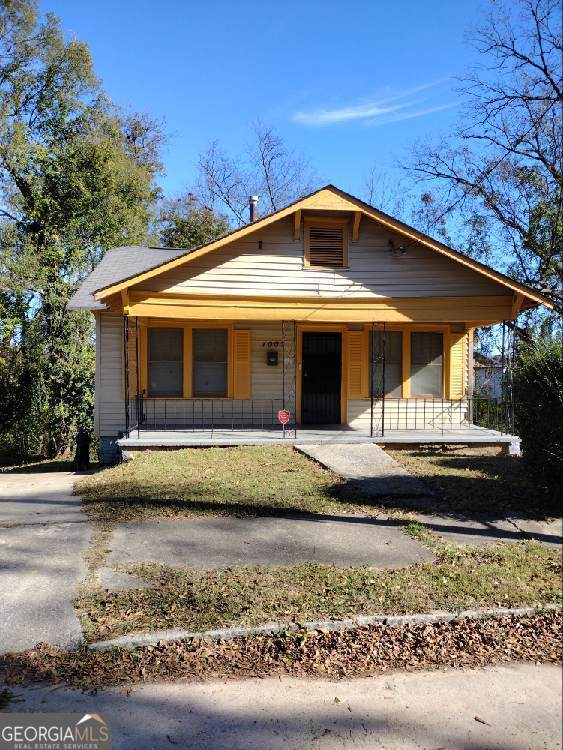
120,312,517,449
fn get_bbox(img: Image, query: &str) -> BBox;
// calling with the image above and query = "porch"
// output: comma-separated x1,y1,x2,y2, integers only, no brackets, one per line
118,385,518,453
118,421,518,451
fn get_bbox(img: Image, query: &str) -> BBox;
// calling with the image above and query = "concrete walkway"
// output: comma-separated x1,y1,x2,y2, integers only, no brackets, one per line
412,511,563,548
3,663,561,749
296,443,432,498
298,443,562,548
0,472,90,654
106,514,433,574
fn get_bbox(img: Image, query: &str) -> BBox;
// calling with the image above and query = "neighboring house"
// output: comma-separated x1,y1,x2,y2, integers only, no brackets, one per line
69,185,551,463
474,352,505,401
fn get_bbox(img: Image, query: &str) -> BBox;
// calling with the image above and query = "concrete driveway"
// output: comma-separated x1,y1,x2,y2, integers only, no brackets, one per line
2,663,561,749
0,471,90,654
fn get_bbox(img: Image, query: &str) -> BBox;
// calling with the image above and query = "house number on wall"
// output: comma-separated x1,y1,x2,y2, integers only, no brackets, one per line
261,341,281,348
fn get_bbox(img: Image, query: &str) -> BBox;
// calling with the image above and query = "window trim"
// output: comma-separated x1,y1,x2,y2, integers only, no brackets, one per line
362,324,448,399
147,326,184,398
191,326,230,398
409,330,445,399
303,217,349,269
139,320,234,399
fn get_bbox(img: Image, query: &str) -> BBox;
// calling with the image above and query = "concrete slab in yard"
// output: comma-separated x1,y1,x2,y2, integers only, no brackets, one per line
3,664,561,749
98,567,157,592
296,443,432,498
108,515,434,570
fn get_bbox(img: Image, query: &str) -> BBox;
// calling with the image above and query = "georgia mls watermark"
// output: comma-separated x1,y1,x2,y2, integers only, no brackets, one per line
0,713,111,750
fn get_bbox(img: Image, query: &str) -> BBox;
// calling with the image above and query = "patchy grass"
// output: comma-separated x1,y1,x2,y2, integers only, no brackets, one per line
1,612,560,690
76,541,561,642
390,447,560,518
76,446,380,522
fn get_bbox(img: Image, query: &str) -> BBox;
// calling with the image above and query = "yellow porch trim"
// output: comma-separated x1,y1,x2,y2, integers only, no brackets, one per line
121,291,514,326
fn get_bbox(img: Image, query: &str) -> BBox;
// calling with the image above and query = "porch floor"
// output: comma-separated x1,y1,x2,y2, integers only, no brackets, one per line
118,424,517,449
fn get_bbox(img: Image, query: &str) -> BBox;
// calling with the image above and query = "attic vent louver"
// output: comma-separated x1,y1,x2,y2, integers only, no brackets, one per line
304,219,348,268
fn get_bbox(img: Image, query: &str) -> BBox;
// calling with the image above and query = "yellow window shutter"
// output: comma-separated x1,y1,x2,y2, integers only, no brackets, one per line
348,330,366,398
233,330,251,399
448,332,467,399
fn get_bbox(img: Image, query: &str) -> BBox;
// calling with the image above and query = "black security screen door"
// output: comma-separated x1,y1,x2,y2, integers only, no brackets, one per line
301,332,342,424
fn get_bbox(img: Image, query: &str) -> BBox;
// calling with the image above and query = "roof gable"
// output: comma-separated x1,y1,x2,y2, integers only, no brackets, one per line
91,185,551,309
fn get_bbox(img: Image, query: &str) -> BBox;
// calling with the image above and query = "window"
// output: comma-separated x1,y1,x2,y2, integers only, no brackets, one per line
370,331,402,397
410,332,443,397
148,328,183,397
192,328,228,397
304,220,347,268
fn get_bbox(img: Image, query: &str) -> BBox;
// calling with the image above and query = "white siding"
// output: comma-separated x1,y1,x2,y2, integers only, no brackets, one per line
348,399,470,431
133,216,507,299
97,311,126,436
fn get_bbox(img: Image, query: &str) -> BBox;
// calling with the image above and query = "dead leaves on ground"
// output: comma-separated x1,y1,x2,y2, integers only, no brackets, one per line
0,612,560,691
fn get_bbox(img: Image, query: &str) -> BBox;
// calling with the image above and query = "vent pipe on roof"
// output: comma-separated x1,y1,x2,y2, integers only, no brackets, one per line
249,195,258,222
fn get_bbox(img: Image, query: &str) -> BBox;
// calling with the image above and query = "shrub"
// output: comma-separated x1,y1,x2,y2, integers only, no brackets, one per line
513,338,563,497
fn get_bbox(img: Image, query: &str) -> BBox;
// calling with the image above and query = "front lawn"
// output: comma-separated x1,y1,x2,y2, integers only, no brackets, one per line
75,445,561,648
390,447,559,518
77,541,561,642
76,446,376,521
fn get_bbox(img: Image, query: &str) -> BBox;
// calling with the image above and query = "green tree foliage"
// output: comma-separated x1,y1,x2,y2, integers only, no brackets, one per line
513,338,563,497
157,193,229,249
0,0,163,460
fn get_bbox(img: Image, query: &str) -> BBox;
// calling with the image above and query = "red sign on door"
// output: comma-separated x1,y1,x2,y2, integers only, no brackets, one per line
278,409,291,425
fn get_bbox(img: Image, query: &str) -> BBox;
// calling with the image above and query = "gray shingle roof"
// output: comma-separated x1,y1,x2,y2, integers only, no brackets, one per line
67,246,187,310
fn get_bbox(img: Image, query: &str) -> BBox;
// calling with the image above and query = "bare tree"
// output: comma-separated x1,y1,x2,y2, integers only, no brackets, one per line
198,123,318,225
362,166,407,219
407,0,562,309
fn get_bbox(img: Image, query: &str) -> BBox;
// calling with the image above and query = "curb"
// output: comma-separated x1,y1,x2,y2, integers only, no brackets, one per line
88,604,561,652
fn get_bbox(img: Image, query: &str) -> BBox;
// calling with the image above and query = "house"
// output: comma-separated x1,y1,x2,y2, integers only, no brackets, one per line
474,352,505,401
68,185,551,463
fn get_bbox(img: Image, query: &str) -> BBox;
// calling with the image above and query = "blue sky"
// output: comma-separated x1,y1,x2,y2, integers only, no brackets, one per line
44,0,485,200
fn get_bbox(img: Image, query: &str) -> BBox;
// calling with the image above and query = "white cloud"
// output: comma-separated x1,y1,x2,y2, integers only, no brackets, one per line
291,81,455,127
364,101,458,127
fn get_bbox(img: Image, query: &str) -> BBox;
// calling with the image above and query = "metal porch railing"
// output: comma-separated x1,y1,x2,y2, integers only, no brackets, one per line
127,396,294,436
124,395,513,439
367,396,514,436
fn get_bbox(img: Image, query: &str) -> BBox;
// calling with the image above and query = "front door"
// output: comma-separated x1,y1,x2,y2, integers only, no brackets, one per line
301,332,342,424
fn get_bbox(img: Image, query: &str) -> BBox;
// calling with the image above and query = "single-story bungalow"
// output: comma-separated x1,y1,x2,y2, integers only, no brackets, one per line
69,185,551,463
